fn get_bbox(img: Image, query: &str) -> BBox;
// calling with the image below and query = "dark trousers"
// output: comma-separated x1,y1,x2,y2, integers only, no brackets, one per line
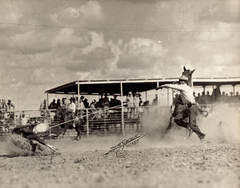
174,104,205,139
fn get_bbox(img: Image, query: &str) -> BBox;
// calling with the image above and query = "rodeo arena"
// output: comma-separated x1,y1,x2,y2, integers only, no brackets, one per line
0,67,240,188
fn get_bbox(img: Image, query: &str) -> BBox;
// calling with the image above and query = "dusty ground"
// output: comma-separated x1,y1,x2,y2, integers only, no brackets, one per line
0,134,240,188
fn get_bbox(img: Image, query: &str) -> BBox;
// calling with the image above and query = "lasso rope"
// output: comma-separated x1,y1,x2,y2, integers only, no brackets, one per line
49,105,123,129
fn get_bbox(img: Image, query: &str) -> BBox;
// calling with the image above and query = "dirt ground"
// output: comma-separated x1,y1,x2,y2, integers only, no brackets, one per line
0,135,240,188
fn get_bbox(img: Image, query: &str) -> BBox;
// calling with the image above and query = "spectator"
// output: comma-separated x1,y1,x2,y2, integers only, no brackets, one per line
212,85,221,102
1,99,7,112
49,99,57,109
126,91,134,119
20,111,28,126
195,93,201,103
7,100,15,112
77,96,85,110
206,91,211,103
83,98,89,108
56,99,61,108
90,99,97,109
98,93,104,108
76,96,85,118
40,99,47,110
152,94,158,105
68,98,76,113
134,92,141,118
101,93,110,107
102,93,110,117
110,94,121,107
61,98,68,110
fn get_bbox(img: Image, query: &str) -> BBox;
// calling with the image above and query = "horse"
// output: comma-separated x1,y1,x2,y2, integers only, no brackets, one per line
163,66,206,139
181,66,195,87
54,107,86,140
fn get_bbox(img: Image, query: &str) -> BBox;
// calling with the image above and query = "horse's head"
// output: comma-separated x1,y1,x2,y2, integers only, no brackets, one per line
181,66,195,87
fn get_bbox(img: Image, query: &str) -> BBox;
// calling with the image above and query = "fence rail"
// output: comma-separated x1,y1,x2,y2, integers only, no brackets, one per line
1,102,240,137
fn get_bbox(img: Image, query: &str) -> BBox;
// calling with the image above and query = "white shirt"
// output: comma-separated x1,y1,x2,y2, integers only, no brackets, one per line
78,101,85,110
134,97,140,107
127,96,134,107
68,102,76,113
163,83,196,104
21,117,28,125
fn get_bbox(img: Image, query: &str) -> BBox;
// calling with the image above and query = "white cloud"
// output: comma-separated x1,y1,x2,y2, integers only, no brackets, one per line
81,32,105,54
0,1,22,23
10,30,52,54
118,38,167,71
29,68,56,85
196,22,234,41
227,0,240,15
78,0,103,20
52,28,87,48
51,0,103,25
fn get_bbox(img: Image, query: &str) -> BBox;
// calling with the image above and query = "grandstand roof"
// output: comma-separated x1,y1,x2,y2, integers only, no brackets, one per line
45,77,240,95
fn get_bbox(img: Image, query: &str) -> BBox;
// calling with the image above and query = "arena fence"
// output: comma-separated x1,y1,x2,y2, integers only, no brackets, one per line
0,102,239,137
49,105,144,137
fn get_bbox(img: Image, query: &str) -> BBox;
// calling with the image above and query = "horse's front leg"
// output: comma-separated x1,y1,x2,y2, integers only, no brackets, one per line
60,123,69,138
75,129,81,141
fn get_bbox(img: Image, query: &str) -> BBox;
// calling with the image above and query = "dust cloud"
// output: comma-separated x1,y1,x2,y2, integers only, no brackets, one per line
199,103,240,143
140,103,240,145
140,105,199,147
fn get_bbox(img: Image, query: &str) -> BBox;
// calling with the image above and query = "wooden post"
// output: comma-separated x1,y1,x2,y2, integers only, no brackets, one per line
86,109,89,137
233,84,236,95
77,82,80,108
46,93,51,138
46,93,49,110
203,86,206,94
120,82,125,136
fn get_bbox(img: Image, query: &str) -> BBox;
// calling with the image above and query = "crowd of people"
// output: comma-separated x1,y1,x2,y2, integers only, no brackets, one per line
0,99,15,125
0,99,15,112
44,92,145,120
194,91,240,104
46,93,122,112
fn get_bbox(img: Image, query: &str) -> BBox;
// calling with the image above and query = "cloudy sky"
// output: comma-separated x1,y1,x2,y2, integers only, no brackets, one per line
0,0,239,109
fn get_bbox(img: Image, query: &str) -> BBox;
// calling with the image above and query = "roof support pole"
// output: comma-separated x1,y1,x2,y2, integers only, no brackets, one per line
86,109,89,137
46,93,49,110
203,86,206,94
77,82,80,107
233,84,236,95
120,81,125,136
46,93,51,138
156,81,159,105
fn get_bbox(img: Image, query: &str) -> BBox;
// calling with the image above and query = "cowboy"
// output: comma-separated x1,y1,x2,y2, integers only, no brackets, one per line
159,75,205,140
12,123,56,153
67,98,76,127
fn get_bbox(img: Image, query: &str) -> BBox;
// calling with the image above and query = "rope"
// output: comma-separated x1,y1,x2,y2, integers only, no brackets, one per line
49,105,123,129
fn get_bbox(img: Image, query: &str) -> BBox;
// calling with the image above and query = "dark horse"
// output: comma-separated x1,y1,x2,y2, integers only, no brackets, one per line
54,107,86,140
163,66,206,139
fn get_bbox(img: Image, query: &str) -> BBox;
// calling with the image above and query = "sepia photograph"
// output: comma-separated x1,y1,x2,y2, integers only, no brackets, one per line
0,0,239,188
